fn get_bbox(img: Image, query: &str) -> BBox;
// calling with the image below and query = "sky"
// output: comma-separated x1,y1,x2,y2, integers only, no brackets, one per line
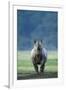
17,10,58,50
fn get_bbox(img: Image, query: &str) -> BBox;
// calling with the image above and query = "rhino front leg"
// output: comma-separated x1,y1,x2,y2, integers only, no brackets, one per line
40,58,46,73
32,59,38,73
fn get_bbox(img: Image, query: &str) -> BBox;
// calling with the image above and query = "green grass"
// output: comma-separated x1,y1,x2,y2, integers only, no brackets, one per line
17,51,58,80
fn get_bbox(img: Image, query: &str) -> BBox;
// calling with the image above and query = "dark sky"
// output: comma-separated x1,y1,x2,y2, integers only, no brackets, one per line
17,10,58,50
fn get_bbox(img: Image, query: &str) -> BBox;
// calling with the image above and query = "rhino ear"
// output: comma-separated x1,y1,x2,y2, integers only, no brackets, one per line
34,40,36,44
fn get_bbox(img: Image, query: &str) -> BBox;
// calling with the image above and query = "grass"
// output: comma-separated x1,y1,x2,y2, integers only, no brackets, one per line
17,51,58,80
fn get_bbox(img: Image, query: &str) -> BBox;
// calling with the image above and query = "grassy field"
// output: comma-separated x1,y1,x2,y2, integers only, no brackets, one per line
17,51,58,80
